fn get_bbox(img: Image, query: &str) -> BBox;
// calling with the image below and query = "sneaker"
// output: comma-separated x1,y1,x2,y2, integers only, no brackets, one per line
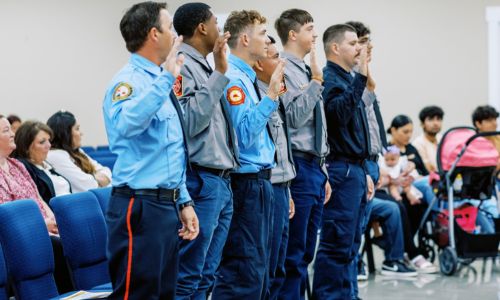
410,255,438,274
381,260,418,277
357,260,368,281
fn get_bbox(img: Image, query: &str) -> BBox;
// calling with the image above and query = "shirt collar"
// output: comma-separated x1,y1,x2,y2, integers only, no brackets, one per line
281,51,307,72
229,54,256,82
326,60,352,82
130,53,163,76
179,43,212,72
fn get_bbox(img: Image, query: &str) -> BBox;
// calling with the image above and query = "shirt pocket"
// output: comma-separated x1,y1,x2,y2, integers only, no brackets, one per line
155,105,177,145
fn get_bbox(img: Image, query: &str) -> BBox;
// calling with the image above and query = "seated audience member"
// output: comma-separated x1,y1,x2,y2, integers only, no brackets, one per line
379,145,423,204
0,115,74,293
412,106,444,173
472,105,500,151
11,121,71,204
46,111,111,192
6,114,22,134
0,116,58,233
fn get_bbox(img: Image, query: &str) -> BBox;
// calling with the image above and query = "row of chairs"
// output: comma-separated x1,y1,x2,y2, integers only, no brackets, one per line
0,188,112,299
82,145,117,170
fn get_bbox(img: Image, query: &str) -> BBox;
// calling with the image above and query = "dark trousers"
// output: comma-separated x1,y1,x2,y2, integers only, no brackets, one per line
267,184,291,300
212,175,274,299
176,169,232,300
313,161,367,300
106,191,179,300
279,157,326,300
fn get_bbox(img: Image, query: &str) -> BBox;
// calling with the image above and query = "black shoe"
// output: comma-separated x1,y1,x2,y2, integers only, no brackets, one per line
381,260,418,277
357,260,368,281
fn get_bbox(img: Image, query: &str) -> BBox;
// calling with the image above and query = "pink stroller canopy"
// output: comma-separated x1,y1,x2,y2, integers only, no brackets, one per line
440,128,499,171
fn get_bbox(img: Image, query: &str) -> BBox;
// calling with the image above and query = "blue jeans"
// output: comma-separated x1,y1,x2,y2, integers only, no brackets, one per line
279,157,326,300
414,176,439,211
313,160,366,300
176,169,233,300
267,184,291,300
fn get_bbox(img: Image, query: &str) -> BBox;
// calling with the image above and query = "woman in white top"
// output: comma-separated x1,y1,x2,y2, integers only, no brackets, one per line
11,121,71,204
46,111,111,193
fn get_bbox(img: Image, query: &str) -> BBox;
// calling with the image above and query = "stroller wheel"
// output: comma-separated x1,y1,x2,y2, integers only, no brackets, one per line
439,246,458,276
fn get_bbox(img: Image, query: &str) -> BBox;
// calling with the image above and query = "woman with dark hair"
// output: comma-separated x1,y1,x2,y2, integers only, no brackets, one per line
46,111,111,192
11,121,71,204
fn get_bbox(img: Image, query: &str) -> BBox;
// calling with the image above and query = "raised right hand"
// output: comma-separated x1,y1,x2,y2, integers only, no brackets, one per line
163,36,185,77
357,44,368,76
214,32,230,74
267,59,286,100
309,46,323,81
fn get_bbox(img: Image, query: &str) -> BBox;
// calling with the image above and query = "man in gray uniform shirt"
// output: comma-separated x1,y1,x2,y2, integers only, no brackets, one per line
173,3,239,299
254,36,297,300
274,9,331,299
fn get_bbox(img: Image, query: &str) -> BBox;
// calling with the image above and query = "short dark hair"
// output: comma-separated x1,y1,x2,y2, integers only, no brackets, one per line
345,21,370,38
173,2,212,39
274,9,314,45
418,106,444,123
224,10,266,49
388,115,413,134
120,1,167,53
11,121,53,159
7,114,21,125
472,105,499,127
322,24,356,54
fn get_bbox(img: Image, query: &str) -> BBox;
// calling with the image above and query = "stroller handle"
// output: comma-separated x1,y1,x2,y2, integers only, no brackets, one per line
464,131,500,146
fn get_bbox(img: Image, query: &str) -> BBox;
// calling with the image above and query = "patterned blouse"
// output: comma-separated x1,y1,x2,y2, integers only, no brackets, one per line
0,157,49,218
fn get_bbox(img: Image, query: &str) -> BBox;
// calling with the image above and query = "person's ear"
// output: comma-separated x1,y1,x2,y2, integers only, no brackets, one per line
288,30,297,42
254,60,264,72
197,22,208,36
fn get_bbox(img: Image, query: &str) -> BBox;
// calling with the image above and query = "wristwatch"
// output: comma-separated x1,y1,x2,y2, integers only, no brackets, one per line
179,200,195,210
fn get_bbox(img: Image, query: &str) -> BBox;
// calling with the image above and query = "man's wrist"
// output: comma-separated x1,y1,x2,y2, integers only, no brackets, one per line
179,200,195,211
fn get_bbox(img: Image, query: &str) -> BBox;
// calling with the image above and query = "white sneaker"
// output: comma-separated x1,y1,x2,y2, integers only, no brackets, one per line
410,255,438,274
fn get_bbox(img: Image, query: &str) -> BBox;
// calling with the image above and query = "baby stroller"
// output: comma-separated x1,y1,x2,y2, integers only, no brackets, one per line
417,126,500,275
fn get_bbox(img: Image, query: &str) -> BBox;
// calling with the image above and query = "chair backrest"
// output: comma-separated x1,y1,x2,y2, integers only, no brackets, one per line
89,187,112,214
50,192,110,290
93,156,116,170
96,145,110,152
0,245,9,300
0,200,59,299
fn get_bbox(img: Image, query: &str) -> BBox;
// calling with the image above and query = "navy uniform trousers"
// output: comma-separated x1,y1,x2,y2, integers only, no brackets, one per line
267,183,291,300
212,172,274,299
106,189,179,300
176,168,233,300
313,160,367,300
279,156,326,300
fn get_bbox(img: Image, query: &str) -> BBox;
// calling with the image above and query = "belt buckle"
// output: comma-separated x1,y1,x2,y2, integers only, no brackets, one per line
172,189,177,202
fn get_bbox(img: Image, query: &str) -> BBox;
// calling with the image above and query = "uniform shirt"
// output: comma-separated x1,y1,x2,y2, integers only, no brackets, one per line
362,90,383,155
281,51,328,157
102,53,190,204
224,54,278,173
176,43,238,170
323,61,370,160
412,133,441,172
257,80,296,184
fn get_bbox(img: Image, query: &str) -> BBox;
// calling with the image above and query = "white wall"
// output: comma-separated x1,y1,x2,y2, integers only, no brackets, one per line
1,0,500,145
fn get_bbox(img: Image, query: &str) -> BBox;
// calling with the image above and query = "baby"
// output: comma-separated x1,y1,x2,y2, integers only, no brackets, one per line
379,145,423,204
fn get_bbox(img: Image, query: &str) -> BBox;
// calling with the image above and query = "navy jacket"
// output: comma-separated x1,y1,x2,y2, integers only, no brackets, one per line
323,61,370,160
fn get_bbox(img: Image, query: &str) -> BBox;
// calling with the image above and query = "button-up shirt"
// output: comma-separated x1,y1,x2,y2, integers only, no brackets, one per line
102,53,190,204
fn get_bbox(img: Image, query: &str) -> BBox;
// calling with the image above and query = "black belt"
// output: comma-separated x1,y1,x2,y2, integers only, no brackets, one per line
231,169,271,180
328,154,365,165
273,181,291,188
292,151,326,166
192,165,231,179
112,186,179,202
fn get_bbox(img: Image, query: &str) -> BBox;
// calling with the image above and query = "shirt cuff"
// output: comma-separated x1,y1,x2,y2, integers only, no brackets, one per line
207,70,230,95
257,96,279,118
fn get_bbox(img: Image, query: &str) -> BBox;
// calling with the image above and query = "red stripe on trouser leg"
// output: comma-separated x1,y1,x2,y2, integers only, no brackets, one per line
124,197,135,300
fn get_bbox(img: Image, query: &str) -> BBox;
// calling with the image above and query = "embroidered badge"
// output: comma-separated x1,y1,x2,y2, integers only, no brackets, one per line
112,82,133,102
173,75,183,98
226,86,245,105
278,80,287,96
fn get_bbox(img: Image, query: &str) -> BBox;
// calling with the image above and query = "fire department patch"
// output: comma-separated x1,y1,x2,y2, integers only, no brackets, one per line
278,80,287,96
112,82,133,102
173,75,183,98
226,86,245,105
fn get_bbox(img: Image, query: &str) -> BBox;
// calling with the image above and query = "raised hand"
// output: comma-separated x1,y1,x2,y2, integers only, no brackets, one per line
214,31,230,74
163,36,185,77
267,59,286,100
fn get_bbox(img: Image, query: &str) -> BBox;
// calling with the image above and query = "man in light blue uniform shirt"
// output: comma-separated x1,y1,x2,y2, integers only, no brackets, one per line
211,10,286,300
102,2,199,299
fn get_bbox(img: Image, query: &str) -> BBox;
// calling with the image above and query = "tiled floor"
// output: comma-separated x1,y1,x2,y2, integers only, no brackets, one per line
357,248,500,300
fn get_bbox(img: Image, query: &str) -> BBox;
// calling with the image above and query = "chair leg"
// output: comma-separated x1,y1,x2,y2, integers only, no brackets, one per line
365,229,376,274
